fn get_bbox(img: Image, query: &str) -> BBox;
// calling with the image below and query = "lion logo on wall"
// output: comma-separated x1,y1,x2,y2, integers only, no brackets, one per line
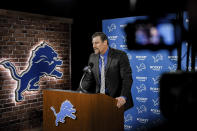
50,100,76,126
0,42,63,101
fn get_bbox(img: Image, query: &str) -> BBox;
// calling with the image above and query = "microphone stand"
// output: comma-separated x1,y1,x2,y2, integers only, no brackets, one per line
79,72,88,93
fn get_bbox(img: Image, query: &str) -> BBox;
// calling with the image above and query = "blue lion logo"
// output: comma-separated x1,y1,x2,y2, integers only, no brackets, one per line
50,100,76,126
0,42,63,101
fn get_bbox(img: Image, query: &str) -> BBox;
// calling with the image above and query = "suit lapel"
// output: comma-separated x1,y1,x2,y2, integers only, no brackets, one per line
105,48,113,75
94,54,100,85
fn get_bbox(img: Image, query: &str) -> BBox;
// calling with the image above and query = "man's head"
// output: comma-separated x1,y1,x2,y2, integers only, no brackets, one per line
92,32,109,55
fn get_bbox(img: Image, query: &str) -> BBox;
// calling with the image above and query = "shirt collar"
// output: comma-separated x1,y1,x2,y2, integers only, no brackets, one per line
100,47,109,58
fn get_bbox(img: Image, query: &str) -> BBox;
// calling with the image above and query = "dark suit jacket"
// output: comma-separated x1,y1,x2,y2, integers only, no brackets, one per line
82,47,133,111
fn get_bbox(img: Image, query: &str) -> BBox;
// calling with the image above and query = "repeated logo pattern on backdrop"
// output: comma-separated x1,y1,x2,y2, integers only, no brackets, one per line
102,15,189,130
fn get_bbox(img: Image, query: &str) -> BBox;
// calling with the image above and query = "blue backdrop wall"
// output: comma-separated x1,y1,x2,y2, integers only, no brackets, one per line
102,13,191,130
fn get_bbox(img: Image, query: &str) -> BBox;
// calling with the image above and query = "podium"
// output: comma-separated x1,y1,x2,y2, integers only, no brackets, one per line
43,89,124,131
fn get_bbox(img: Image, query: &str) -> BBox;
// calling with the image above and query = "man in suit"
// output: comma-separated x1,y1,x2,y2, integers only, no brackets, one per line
82,32,133,111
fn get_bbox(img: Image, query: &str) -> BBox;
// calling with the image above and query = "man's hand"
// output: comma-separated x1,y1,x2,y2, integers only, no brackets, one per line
115,97,126,108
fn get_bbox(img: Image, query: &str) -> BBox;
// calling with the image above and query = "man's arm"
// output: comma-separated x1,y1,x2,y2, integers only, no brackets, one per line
120,52,133,96
116,52,133,108
80,71,95,92
78,54,96,93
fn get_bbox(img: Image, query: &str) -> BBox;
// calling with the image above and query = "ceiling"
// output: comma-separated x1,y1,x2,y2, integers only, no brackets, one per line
0,0,188,19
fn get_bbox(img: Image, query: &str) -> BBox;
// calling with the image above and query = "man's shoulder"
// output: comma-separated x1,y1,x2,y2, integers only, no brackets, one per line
89,53,98,62
89,53,97,58
110,48,127,55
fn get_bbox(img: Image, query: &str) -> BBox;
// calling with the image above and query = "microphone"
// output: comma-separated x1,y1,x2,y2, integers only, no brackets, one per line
79,63,94,93
83,63,94,73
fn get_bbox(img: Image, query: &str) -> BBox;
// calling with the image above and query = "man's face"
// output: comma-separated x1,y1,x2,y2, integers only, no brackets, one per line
92,36,107,55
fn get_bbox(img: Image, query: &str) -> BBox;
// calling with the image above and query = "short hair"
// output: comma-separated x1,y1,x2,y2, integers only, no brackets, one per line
92,32,108,44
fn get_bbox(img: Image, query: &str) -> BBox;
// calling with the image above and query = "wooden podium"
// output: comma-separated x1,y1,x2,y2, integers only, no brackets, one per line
43,89,124,131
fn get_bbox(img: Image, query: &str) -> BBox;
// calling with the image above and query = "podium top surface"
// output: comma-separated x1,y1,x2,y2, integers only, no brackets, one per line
43,88,83,93
43,88,115,100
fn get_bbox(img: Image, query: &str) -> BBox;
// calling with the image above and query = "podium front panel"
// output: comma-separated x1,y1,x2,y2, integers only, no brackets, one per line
43,89,124,131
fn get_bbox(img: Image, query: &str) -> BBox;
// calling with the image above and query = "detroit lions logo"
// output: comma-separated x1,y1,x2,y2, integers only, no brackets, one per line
152,98,159,106
0,42,63,101
168,64,177,72
136,63,146,72
124,114,133,122
50,100,76,126
136,105,147,114
136,84,146,93
107,23,116,32
152,54,163,63
110,43,117,49
152,76,160,85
